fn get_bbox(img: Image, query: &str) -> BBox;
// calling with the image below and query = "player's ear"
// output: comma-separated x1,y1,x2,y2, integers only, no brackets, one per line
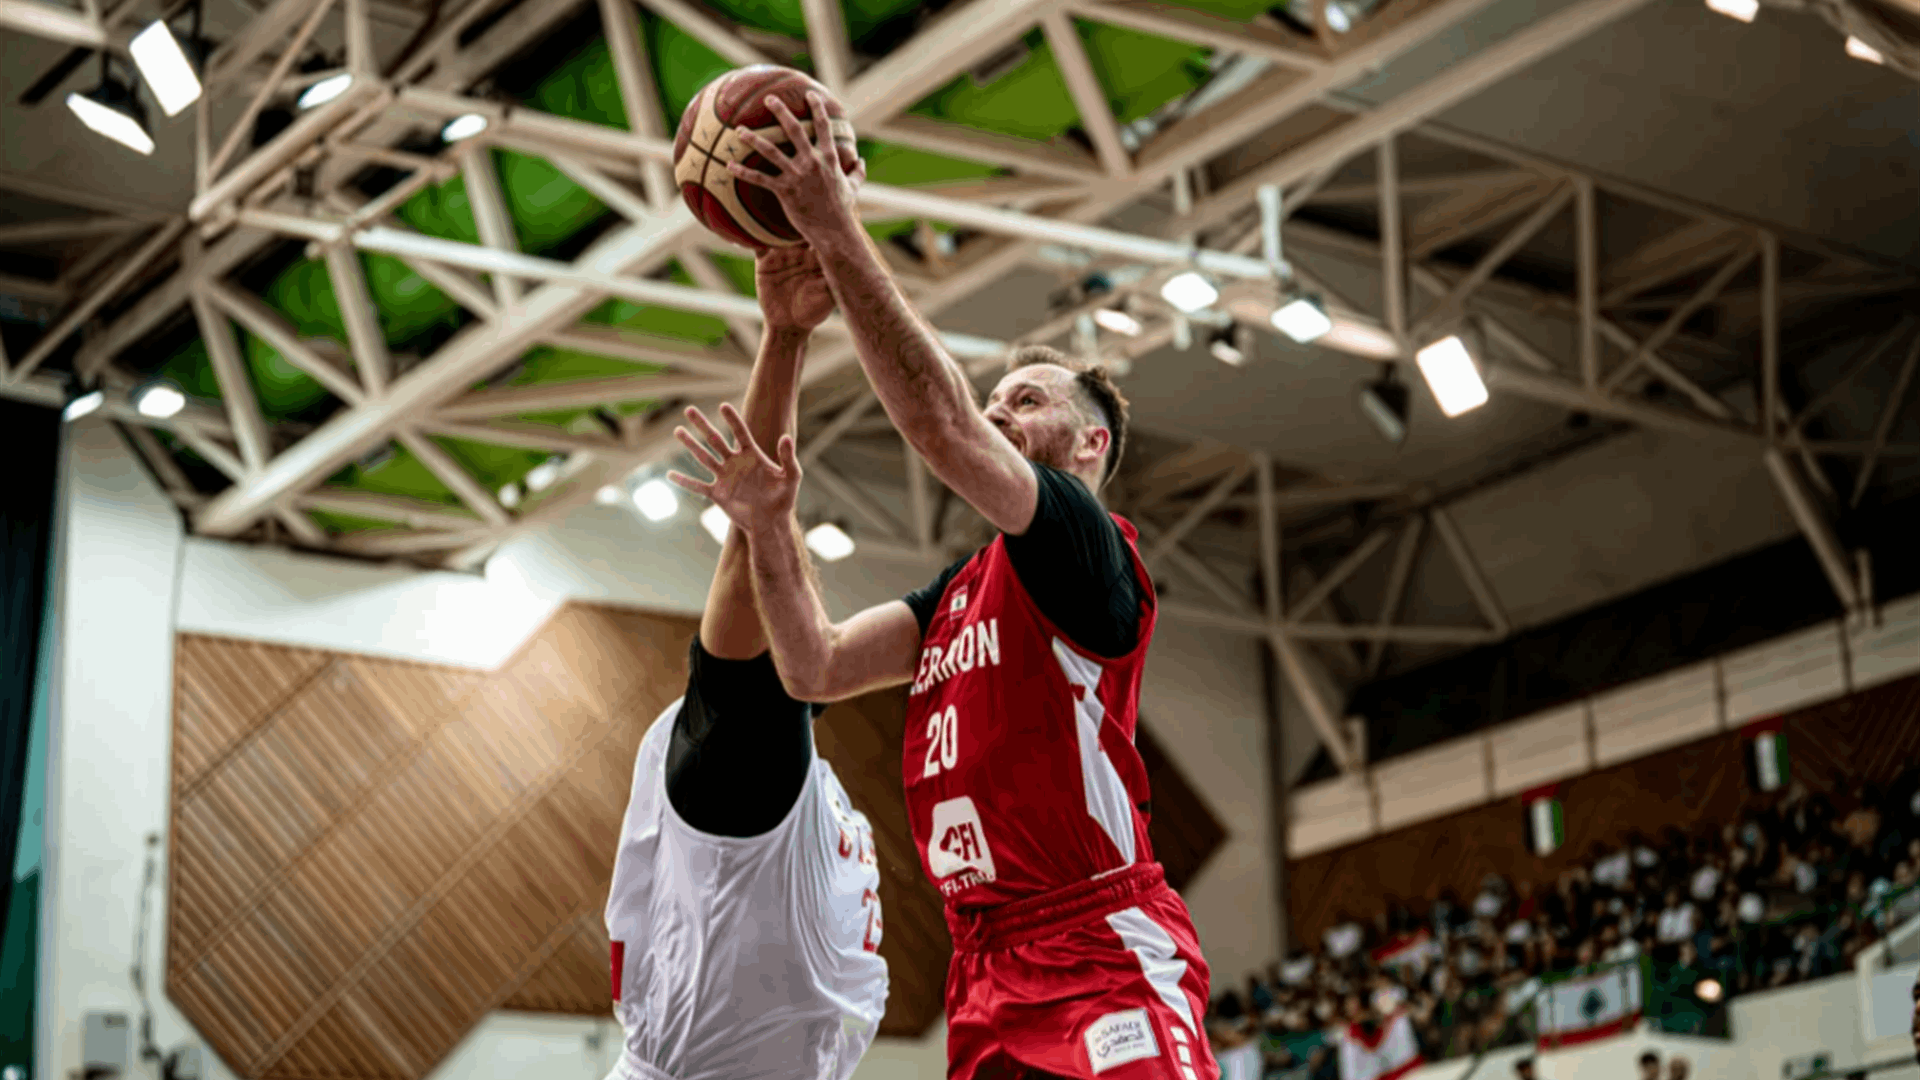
1079,424,1111,467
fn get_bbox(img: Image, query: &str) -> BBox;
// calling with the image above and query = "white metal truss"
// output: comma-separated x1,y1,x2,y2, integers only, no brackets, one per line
2,0,1916,777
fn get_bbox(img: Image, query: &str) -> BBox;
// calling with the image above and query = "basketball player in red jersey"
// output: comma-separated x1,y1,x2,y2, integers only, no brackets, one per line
665,91,1219,1080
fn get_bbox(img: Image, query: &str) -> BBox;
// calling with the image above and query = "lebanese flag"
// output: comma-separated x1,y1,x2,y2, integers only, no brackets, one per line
1534,963,1643,1048
1370,929,1435,975
1339,1011,1424,1080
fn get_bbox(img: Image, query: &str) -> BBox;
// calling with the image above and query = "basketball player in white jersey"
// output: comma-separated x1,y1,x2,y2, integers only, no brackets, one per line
603,243,888,1080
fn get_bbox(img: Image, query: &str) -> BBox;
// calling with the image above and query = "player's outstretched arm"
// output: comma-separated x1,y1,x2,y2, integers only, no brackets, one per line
670,403,922,702
728,95,1040,537
699,246,832,659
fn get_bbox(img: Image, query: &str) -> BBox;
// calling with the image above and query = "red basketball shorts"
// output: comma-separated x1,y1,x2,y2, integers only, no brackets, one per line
943,863,1220,1080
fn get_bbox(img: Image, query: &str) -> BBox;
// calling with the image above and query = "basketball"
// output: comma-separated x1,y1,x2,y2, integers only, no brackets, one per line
673,66,859,250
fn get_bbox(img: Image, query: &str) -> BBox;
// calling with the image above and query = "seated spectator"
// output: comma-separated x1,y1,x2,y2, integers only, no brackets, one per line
1656,889,1700,957
1639,1050,1663,1080
1839,786,1882,859
1690,852,1724,904
1474,875,1509,923
1668,1055,1691,1080
1325,916,1365,961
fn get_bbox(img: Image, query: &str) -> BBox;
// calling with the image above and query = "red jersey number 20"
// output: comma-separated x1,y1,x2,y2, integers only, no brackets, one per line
921,705,960,778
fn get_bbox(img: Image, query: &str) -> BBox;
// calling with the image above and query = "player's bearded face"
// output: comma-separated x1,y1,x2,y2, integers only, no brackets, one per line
985,366,1095,475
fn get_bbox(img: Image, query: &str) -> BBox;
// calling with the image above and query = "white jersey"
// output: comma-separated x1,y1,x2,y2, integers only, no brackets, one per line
604,699,888,1080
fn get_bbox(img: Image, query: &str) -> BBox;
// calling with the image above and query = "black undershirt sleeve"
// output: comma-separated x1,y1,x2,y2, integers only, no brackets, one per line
1002,462,1144,659
903,555,974,637
663,638,821,838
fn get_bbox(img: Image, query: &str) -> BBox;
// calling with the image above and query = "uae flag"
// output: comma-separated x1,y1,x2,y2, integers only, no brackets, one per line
1339,1011,1424,1080
1745,718,1789,792
1534,961,1643,1048
1523,783,1564,857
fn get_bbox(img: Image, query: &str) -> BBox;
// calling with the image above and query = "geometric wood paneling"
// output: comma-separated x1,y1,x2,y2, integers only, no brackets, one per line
1287,671,1920,953
171,603,1230,1076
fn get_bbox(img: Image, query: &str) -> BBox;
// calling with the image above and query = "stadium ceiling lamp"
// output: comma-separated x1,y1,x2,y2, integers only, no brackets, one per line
66,58,154,156
133,381,185,419
1415,332,1491,417
804,523,856,562
1208,325,1248,366
523,455,565,493
1845,36,1886,63
1093,307,1143,337
700,504,731,545
1705,0,1758,20
441,113,491,142
1357,364,1411,445
1270,290,1333,344
129,13,204,117
63,383,106,422
633,478,678,522
497,481,523,509
1160,271,1219,314
298,72,354,109
594,484,626,506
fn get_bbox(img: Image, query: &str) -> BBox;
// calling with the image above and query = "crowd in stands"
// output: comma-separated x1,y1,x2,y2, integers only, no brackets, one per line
1208,767,1920,1077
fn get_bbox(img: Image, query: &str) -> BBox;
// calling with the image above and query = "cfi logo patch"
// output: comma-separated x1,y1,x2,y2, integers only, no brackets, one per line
927,796,996,884
949,587,969,615
1085,1008,1160,1073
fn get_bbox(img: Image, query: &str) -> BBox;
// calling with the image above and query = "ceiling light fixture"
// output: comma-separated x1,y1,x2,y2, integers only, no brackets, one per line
498,482,523,509
1093,308,1143,337
442,113,490,142
297,72,353,109
700,504,731,545
63,386,106,422
1271,292,1333,344
1704,0,1758,20
1357,365,1411,444
594,484,625,506
1415,334,1490,417
1160,271,1219,313
66,60,154,156
1320,317,1404,360
1845,36,1885,63
129,20,203,116
1208,326,1247,366
133,382,185,418
633,478,678,521
524,456,563,493
804,523,855,562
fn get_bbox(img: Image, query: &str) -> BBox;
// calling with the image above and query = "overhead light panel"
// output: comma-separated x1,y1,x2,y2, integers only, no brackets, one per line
1271,293,1333,344
595,484,625,506
134,383,184,418
1845,36,1885,63
524,456,563,493
634,478,678,521
66,68,154,155
129,21,202,116
700,504,731,545
1415,334,1490,417
804,523,855,562
498,482,523,509
1208,326,1247,366
442,113,490,142
1160,272,1219,314
297,72,353,110
1093,308,1142,337
1705,0,1758,20
1357,366,1411,445
63,388,106,422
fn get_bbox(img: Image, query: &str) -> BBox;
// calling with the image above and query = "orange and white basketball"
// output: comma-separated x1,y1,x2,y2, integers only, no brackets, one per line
672,66,859,250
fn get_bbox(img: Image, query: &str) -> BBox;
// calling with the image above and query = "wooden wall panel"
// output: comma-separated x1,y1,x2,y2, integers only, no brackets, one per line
1288,672,1920,951
172,604,1228,1077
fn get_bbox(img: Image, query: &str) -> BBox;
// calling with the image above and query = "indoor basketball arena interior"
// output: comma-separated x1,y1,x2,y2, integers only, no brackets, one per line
2,0,1919,1075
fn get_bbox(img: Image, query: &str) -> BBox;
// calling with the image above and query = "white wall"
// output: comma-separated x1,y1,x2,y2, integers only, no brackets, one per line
38,421,243,1080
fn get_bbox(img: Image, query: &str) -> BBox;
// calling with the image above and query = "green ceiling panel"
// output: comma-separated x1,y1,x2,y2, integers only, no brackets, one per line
157,339,220,402
328,445,464,507
531,36,630,130
711,252,757,296
702,0,808,39
362,254,462,347
430,434,551,490
396,172,482,245
911,30,1079,141
1074,21,1209,123
648,15,735,125
241,330,332,416
495,150,611,253
861,139,1001,186
582,260,732,344
264,259,350,340
306,509,408,535
1149,0,1277,22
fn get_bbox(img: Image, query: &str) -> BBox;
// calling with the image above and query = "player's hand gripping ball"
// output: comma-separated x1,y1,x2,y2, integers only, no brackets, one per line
673,66,860,250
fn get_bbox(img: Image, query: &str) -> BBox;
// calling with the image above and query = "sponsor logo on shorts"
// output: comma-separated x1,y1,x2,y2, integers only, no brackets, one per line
928,796,997,894
1085,1008,1160,1073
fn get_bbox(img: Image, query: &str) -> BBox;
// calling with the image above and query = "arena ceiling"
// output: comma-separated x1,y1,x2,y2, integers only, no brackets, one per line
2,0,1919,773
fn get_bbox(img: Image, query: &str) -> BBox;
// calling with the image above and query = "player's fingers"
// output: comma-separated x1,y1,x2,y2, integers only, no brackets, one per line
807,93,834,155
763,98,814,162
726,161,775,191
775,434,803,477
665,470,713,499
732,127,792,173
673,427,724,475
684,405,736,457
717,402,757,453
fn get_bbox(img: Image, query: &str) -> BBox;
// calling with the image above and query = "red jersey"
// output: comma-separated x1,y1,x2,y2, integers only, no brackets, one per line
903,514,1158,911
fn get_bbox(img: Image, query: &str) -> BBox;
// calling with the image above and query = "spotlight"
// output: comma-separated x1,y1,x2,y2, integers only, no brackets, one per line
1705,0,1758,20
66,66,154,156
441,113,490,142
297,72,353,110
1160,271,1219,314
1208,326,1247,366
804,523,855,562
634,478,677,521
63,387,106,422
1320,318,1403,361
1415,334,1490,417
1695,978,1724,1003
1093,308,1143,337
498,482,522,509
129,21,203,116
133,382,184,419
1357,365,1411,445
1845,36,1885,63
595,484,625,506
524,456,563,493
700,504,731,544
1271,292,1333,344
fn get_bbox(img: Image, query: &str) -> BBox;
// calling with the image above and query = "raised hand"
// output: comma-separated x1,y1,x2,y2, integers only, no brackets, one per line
728,92,867,246
667,402,803,533
755,243,835,333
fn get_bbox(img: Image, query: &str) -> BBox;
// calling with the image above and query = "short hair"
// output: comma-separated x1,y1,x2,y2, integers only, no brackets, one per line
1004,345,1130,486
1640,1053,1661,1067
